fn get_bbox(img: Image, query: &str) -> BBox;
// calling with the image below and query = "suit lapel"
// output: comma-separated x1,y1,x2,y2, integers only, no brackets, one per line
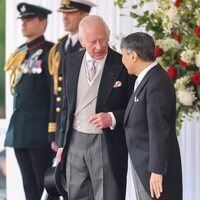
124,65,161,124
58,35,68,55
96,48,122,110
66,50,85,108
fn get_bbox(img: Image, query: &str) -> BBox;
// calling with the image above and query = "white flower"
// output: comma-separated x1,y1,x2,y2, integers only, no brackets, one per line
180,50,195,64
177,87,196,106
167,5,180,24
157,38,181,52
194,8,200,26
195,52,200,68
160,4,180,33
175,76,191,90
162,19,174,34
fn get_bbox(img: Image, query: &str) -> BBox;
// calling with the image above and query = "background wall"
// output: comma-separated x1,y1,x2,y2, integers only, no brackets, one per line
2,0,200,200
0,0,5,119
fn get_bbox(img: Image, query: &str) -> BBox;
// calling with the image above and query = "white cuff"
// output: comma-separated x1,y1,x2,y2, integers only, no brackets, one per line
108,112,116,130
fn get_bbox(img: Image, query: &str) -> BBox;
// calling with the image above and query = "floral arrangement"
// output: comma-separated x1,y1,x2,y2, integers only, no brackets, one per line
115,0,200,134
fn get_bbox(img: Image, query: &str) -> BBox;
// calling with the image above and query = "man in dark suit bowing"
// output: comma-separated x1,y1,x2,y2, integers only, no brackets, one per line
56,15,135,200
121,32,182,200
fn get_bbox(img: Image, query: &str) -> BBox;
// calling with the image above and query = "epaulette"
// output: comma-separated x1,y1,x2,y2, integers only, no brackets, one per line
4,45,27,71
4,47,27,95
48,43,61,95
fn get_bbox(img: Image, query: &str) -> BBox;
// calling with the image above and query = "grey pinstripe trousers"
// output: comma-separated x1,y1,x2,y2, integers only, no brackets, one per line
131,162,151,200
65,129,121,200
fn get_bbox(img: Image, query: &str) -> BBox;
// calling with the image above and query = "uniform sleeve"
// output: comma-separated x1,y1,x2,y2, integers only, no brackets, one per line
43,44,57,142
57,56,68,147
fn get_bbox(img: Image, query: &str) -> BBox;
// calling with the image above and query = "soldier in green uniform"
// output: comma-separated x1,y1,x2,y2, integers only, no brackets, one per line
48,0,96,150
4,3,55,200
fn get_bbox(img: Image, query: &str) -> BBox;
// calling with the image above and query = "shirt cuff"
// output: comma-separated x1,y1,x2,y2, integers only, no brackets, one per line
108,112,116,130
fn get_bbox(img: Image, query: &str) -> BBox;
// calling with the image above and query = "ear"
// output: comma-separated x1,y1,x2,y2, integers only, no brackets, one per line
81,12,89,18
79,37,85,48
131,51,139,63
40,18,47,29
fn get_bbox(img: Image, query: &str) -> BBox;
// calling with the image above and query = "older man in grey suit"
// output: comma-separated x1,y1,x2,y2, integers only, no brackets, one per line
121,32,182,200
56,15,135,200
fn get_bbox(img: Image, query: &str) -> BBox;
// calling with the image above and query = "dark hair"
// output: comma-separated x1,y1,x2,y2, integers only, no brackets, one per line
121,32,156,62
38,15,48,20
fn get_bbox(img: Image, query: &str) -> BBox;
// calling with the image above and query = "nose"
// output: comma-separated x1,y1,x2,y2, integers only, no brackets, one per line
95,41,102,50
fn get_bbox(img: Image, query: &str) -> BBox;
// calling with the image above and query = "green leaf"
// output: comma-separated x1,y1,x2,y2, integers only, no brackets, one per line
143,11,149,16
197,86,200,98
138,16,148,24
132,4,138,9
130,12,140,18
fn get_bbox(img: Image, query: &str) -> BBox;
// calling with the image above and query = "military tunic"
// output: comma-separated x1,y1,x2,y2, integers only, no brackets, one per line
48,34,82,143
4,35,57,200
5,35,54,148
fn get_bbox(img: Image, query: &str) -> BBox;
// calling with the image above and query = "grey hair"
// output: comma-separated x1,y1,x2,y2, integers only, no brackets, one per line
121,32,156,62
79,15,110,41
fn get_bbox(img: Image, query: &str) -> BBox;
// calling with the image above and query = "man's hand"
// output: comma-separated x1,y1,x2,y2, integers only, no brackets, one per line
51,141,58,152
56,148,63,163
88,112,112,129
150,173,163,199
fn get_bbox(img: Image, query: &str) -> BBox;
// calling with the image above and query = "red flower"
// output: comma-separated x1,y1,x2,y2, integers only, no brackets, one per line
195,26,200,38
172,31,181,43
154,45,164,57
192,72,200,85
179,59,189,68
167,66,178,80
175,0,183,7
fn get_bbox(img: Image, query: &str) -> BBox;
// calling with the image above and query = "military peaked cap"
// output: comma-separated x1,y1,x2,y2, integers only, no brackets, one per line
58,0,96,13
17,2,52,19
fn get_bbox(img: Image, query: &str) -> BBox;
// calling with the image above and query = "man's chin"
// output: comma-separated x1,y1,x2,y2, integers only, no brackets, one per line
94,53,107,60
22,31,28,37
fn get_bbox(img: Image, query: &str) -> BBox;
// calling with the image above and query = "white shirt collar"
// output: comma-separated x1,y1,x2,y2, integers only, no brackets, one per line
68,32,79,46
137,61,158,85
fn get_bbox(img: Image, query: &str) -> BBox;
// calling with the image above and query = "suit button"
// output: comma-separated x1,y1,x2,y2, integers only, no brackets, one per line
58,76,63,81
56,97,61,102
56,107,61,112
57,87,62,92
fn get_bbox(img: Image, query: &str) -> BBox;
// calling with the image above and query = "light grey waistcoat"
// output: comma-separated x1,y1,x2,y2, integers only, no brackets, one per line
73,55,104,134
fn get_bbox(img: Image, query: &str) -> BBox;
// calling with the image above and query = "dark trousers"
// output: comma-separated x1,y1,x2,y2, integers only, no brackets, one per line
14,147,55,200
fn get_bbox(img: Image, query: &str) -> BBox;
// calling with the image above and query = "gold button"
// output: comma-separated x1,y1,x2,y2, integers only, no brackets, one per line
57,87,62,92
58,76,63,81
56,97,61,102
56,107,61,112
